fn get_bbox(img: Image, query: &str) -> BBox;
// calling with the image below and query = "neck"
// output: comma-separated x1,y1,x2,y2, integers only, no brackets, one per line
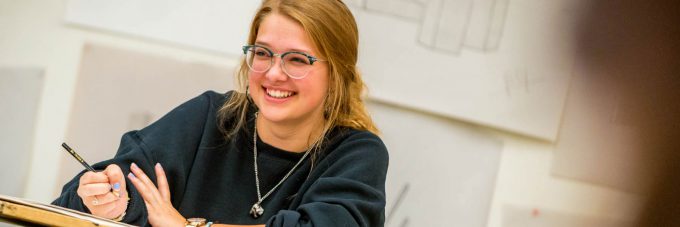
255,114,324,153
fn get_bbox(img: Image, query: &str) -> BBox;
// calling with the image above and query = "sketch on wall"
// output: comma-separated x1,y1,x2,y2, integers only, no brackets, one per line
351,0,509,53
352,0,576,141
369,101,502,227
56,43,235,192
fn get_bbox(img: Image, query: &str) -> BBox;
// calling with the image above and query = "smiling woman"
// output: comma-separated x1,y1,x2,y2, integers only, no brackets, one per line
52,0,388,227
245,12,330,152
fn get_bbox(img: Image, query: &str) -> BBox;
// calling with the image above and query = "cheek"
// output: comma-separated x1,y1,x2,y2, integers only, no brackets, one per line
248,73,263,88
247,73,265,104
302,73,329,106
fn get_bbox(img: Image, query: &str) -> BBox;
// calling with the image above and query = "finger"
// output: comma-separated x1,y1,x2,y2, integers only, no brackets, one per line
90,195,119,217
155,163,171,202
79,171,109,186
94,192,120,206
129,162,164,202
104,164,125,198
100,201,120,218
129,163,156,188
128,171,158,205
88,195,101,206
79,183,113,197
102,190,130,220
130,163,171,207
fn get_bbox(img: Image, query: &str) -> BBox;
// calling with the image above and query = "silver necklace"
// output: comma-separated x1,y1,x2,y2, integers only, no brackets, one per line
250,113,311,218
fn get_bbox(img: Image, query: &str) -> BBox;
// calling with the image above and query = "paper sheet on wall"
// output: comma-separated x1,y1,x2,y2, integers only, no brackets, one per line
57,43,234,194
369,101,502,227
353,0,577,141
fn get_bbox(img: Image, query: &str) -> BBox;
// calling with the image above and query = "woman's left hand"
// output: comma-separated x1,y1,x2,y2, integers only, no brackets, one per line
128,162,186,227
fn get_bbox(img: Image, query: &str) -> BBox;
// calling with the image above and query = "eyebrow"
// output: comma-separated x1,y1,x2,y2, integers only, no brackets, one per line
254,41,314,55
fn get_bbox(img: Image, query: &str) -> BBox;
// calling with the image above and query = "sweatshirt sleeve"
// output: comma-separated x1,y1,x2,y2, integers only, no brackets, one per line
265,131,389,227
52,91,224,226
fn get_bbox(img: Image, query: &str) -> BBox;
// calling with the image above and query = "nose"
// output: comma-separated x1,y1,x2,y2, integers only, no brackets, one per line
264,57,288,81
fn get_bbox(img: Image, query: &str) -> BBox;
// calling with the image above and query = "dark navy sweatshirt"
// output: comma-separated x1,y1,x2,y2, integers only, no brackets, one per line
52,91,389,227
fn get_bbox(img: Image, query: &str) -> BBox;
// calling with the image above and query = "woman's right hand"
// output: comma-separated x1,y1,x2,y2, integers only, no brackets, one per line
76,164,128,219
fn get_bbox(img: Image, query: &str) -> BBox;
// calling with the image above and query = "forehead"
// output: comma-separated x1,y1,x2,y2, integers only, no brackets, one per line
255,13,317,54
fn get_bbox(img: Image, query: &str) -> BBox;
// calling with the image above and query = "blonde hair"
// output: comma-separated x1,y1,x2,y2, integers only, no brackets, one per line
218,0,378,152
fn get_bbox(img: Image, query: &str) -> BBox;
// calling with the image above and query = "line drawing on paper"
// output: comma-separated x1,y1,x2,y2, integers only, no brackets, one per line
348,0,509,54
504,69,530,97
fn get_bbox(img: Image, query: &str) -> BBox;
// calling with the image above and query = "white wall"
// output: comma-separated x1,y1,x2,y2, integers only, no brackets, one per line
0,0,643,226
0,68,44,197
0,0,239,202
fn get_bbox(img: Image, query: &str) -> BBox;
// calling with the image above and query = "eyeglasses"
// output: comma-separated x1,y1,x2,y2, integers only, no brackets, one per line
242,45,325,79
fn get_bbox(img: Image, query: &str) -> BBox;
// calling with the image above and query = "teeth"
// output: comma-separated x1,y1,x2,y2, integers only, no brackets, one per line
266,89,293,98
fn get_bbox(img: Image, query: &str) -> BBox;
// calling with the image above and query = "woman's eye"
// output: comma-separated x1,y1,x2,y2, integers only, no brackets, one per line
289,56,310,65
254,50,269,57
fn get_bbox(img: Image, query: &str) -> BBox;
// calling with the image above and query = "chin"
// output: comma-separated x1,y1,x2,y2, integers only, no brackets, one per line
258,108,295,123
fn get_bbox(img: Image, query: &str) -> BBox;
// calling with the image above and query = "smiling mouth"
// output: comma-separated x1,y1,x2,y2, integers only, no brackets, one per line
264,87,296,99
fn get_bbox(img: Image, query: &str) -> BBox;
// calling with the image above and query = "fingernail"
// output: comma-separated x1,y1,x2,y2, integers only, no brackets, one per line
130,162,138,170
155,163,162,169
128,172,136,179
112,183,120,191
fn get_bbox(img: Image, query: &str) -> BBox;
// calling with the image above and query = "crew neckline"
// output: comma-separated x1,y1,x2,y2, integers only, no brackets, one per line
255,133,307,160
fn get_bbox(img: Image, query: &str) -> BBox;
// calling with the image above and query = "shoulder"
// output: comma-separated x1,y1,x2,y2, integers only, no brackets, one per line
333,129,387,154
157,90,231,121
304,128,389,193
335,128,386,148
183,90,231,113
321,128,389,170
136,90,232,141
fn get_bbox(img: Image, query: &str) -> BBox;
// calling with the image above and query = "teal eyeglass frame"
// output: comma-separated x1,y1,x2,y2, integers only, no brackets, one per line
242,45,324,65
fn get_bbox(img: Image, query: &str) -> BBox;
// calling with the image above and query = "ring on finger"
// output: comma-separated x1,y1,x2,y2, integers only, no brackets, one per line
92,195,100,205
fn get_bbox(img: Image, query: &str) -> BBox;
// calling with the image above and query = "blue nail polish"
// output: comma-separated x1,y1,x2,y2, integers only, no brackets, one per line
131,162,137,169
113,183,120,191
128,172,136,179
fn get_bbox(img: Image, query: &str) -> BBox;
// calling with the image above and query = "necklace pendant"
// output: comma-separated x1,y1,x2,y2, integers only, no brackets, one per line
250,202,264,218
